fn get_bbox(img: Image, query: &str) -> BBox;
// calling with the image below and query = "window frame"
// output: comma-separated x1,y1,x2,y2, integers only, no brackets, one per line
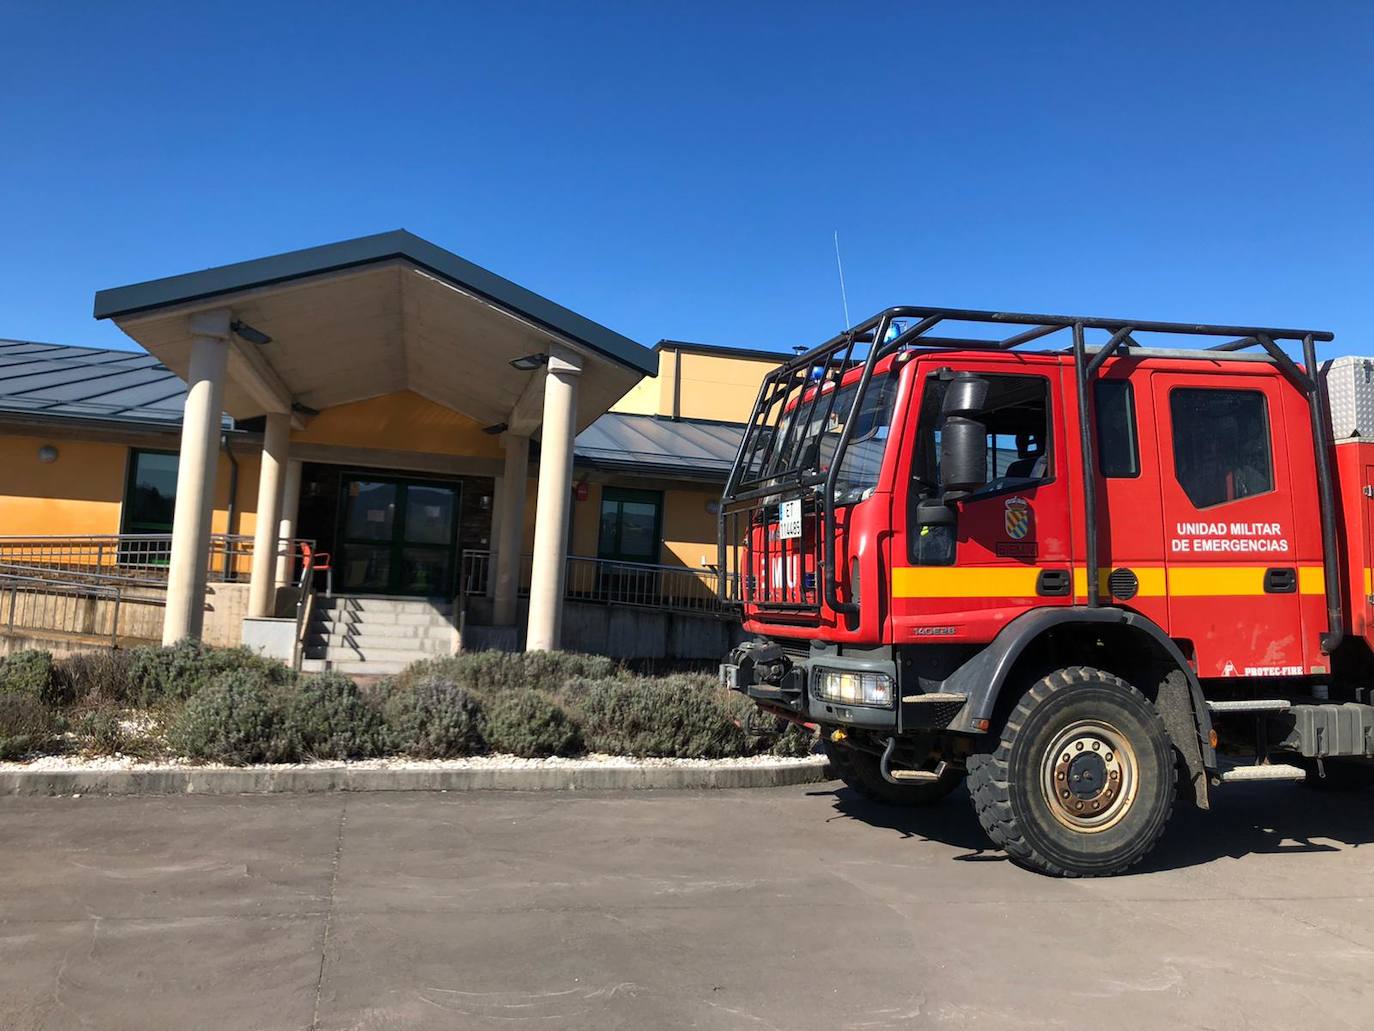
120,447,180,535
911,370,1056,506
1167,385,1275,510
596,486,665,565
1094,379,1141,479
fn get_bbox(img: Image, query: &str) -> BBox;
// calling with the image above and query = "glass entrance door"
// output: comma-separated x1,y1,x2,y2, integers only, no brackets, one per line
337,476,460,596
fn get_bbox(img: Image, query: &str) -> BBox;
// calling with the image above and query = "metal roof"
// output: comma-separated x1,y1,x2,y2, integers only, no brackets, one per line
0,341,740,477
574,411,743,479
93,229,658,377
0,339,210,427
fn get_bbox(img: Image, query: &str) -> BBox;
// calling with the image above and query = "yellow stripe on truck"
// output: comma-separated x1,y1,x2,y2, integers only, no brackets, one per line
893,564,1329,600
891,567,1042,598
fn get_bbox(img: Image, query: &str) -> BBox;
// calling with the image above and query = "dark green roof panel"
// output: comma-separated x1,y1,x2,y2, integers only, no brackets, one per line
93,230,657,376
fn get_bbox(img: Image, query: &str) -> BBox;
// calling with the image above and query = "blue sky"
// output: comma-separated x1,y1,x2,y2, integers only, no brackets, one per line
1,2,1371,359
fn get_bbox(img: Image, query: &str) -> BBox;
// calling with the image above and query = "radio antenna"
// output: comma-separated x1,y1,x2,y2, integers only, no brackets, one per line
833,230,851,330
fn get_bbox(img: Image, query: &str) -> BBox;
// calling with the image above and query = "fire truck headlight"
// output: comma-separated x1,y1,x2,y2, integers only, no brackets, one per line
812,668,894,707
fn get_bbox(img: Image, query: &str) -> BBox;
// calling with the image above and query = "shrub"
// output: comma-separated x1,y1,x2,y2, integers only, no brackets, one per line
128,640,294,706
0,693,61,760
0,649,71,707
393,650,621,704
167,669,292,765
74,704,126,755
578,673,750,759
382,676,485,758
770,724,817,758
60,650,134,706
282,673,385,760
482,689,581,758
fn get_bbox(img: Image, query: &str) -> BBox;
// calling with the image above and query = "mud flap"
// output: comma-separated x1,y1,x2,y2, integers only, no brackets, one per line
1154,667,1210,810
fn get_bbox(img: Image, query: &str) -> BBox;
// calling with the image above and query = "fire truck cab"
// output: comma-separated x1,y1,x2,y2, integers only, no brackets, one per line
719,306,1374,877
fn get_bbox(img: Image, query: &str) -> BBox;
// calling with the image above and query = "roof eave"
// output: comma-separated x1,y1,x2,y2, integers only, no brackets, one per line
94,230,658,377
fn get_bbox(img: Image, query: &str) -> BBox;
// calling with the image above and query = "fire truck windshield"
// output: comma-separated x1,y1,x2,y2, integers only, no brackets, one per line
761,371,898,502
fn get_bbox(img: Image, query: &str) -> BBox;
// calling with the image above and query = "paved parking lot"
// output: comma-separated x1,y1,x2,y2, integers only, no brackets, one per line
2,779,1373,1030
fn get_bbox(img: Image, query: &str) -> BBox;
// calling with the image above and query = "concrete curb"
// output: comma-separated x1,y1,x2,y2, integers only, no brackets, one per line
0,758,834,797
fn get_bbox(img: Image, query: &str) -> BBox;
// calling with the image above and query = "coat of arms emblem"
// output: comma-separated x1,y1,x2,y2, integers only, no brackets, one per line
1004,496,1031,540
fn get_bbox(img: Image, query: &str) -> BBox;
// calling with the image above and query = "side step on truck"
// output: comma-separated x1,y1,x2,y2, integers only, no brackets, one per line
718,305,1374,876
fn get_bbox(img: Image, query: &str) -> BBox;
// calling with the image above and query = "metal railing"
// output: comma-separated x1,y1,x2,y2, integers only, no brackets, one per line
0,534,318,647
460,550,734,616
291,543,322,672
0,571,160,645
0,534,257,586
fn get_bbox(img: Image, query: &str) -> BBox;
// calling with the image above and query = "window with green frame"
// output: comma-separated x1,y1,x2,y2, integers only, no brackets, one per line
122,449,179,534
597,487,663,564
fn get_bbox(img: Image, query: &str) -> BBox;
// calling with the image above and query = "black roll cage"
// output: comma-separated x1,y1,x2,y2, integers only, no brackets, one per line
717,305,1342,653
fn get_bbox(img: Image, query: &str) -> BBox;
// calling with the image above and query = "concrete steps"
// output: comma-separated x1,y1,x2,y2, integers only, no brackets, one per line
302,596,456,673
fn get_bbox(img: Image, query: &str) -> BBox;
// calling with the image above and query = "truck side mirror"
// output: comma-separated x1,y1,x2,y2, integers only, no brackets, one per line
939,373,990,498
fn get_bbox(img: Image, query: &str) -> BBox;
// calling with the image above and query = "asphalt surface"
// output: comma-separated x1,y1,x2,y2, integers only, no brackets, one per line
2,781,1373,1031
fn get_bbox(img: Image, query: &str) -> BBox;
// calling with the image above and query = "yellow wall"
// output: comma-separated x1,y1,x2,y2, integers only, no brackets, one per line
611,347,781,423
292,390,504,459
0,434,128,535
673,351,779,422
661,487,721,570
0,432,260,539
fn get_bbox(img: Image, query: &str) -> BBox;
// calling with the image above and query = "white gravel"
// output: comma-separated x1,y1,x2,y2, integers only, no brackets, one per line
0,752,824,773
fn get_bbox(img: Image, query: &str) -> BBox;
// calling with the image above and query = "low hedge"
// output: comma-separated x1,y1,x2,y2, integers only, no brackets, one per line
283,673,386,760
0,646,817,764
578,673,751,759
382,676,485,758
0,649,72,708
482,688,581,758
167,669,293,765
127,639,296,707
0,693,62,760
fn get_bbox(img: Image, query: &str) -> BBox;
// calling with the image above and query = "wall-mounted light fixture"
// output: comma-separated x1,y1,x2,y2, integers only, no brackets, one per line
291,401,320,418
482,422,509,436
231,319,273,346
509,353,549,372
705,499,721,515
36,444,59,464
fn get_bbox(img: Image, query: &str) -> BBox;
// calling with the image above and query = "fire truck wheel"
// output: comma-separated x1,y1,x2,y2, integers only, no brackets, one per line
967,666,1176,878
823,738,963,805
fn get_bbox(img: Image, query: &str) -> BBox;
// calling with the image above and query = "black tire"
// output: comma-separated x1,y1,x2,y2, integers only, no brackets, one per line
967,666,1176,878
1301,757,1374,791
823,738,964,805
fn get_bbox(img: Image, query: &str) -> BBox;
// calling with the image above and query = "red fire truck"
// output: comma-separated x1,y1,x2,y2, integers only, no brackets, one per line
718,306,1374,876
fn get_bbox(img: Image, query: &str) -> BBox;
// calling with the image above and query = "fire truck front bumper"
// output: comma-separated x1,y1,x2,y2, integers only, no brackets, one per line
720,644,899,731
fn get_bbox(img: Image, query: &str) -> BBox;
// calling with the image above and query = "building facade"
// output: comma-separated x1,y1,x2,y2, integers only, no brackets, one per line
0,233,782,666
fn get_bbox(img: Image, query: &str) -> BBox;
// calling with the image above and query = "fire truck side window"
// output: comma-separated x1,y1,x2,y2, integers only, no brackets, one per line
1169,388,1273,508
1094,380,1139,478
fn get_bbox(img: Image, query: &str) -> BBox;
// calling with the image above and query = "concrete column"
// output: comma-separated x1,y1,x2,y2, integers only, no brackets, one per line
526,348,582,651
248,412,291,618
493,433,530,625
163,311,231,645
274,458,303,588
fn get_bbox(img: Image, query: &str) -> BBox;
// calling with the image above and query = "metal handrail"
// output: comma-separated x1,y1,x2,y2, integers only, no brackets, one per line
1,570,129,645
459,550,732,617
291,542,320,672
0,533,259,584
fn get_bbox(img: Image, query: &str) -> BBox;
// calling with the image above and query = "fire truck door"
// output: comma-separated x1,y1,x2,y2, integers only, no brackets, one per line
1152,372,1304,678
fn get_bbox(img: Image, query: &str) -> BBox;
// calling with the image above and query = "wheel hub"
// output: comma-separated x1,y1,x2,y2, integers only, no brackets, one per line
1041,720,1137,832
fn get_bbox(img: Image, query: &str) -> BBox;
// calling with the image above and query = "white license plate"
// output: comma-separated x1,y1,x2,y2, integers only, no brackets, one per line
778,499,802,540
